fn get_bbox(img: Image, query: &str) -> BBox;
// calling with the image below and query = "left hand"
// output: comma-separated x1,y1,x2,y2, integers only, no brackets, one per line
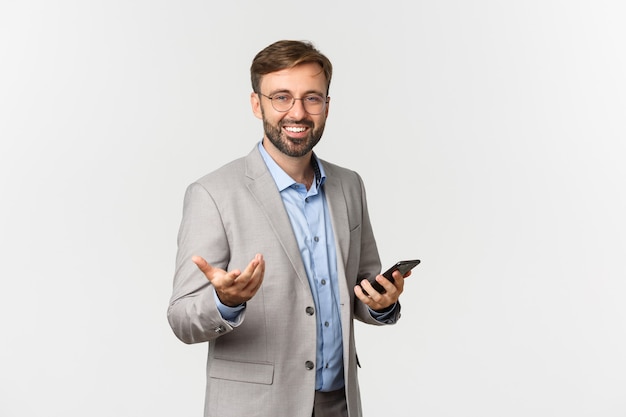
354,269,411,311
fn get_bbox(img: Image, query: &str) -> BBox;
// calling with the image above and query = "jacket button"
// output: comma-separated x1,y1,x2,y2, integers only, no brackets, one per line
305,306,314,316
305,361,315,370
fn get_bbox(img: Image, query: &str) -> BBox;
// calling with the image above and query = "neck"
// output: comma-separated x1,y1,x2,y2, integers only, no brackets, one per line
262,139,315,188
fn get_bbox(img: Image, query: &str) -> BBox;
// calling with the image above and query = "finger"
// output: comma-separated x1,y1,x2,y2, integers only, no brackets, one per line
386,270,406,290
254,254,265,275
248,256,265,291
250,255,265,281
235,254,264,285
248,253,264,273
373,274,396,295
192,256,236,286
358,279,383,300
249,263,265,293
354,283,386,310
353,284,371,303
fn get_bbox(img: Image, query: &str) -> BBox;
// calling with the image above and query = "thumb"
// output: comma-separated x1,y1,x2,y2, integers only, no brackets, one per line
192,255,214,280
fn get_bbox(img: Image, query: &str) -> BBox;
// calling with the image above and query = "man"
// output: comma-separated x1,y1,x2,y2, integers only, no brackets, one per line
168,40,411,417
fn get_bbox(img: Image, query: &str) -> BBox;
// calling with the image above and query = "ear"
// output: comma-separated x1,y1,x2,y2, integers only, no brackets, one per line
250,92,263,120
324,96,330,118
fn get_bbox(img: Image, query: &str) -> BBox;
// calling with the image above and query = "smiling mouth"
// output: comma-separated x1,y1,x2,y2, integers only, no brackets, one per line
284,126,307,133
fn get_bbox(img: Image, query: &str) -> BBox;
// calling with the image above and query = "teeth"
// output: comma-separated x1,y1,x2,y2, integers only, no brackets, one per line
285,127,306,133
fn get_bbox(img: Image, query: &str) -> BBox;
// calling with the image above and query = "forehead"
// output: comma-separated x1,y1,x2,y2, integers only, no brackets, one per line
260,62,327,93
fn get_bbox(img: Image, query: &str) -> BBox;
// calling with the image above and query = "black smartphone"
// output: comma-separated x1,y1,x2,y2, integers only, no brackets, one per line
360,259,421,295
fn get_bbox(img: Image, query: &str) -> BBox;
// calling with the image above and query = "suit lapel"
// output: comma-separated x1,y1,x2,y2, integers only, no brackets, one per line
322,164,350,268
244,147,310,289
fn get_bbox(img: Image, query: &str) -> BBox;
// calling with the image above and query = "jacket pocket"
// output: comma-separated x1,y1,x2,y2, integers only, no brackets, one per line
209,358,274,385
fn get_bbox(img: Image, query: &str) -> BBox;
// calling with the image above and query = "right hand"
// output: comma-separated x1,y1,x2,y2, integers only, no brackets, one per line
192,254,265,307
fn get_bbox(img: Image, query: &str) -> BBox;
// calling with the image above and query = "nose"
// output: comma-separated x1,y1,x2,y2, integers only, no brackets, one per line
287,98,307,118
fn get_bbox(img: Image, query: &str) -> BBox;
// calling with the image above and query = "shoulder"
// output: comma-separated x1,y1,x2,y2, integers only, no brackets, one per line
194,157,246,188
319,158,366,191
319,158,362,181
192,146,265,191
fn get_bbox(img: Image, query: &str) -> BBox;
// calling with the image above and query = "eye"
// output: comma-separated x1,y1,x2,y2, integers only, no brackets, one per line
304,95,325,104
272,94,292,102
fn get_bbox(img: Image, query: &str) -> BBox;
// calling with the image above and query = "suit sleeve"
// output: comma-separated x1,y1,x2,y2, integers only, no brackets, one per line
167,182,238,344
352,173,401,325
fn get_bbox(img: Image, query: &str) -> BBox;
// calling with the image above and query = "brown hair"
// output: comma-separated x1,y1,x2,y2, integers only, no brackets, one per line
250,40,333,95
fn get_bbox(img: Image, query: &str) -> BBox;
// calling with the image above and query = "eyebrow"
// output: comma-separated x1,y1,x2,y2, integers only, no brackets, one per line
266,89,325,97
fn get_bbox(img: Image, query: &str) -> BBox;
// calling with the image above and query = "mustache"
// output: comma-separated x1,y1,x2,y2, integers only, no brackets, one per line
279,119,314,128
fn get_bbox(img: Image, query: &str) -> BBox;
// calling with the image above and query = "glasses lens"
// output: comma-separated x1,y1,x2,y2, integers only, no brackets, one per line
271,93,293,112
302,95,326,115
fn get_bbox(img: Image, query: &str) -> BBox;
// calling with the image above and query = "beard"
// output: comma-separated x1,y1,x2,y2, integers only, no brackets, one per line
262,108,326,158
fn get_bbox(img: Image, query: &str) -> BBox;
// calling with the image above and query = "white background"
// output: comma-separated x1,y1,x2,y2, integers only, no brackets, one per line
1,1,625,416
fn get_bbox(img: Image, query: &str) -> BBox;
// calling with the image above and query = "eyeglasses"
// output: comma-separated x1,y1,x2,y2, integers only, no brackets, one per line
258,92,328,115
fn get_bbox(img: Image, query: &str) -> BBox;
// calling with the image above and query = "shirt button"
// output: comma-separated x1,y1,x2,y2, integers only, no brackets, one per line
314,236,319,242
305,306,315,316
321,279,326,285
305,361,315,370
324,321,330,327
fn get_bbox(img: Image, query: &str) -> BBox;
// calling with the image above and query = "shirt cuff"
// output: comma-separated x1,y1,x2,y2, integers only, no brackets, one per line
213,290,246,324
369,302,398,323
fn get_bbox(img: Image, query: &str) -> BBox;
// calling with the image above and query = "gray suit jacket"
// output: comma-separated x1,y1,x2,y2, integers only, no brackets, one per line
168,145,400,417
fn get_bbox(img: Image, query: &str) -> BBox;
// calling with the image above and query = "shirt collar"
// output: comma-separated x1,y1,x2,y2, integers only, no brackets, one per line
258,141,326,192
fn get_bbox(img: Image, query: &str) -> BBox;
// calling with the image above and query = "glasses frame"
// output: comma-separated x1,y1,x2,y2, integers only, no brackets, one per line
258,92,329,115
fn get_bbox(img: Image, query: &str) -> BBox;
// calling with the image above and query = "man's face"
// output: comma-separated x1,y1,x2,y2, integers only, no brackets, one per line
251,62,330,158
